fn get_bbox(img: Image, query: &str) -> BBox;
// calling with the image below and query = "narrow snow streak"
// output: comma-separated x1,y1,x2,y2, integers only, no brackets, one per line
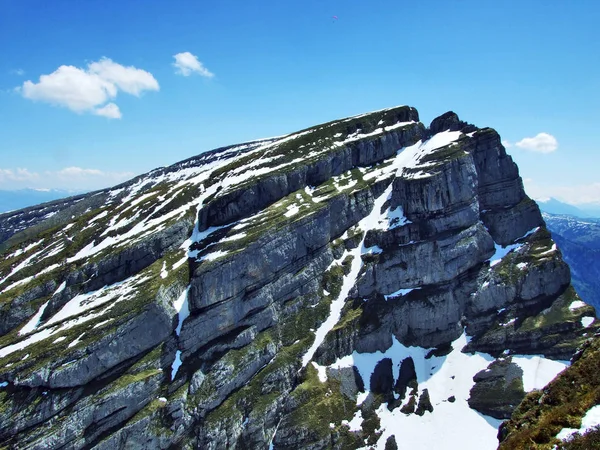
53,281,67,296
384,287,417,300
68,333,85,348
0,248,44,287
301,183,393,367
300,133,467,368
170,288,190,380
489,226,540,267
45,275,145,327
18,300,50,336
173,288,190,337
171,350,183,381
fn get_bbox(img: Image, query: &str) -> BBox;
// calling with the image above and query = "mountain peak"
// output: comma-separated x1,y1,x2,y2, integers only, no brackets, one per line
0,106,595,450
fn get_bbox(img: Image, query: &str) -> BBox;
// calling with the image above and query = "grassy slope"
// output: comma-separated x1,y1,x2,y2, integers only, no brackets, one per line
498,334,600,449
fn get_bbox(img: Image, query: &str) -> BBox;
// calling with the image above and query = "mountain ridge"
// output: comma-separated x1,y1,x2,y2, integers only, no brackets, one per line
0,105,595,449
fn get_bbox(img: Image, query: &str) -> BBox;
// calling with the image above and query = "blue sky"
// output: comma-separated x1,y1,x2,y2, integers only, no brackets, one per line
1,0,599,204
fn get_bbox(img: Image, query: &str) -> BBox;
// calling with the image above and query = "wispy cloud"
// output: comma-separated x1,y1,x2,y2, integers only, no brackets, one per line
515,133,558,153
94,103,122,119
173,52,214,77
502,140,513,148
19,57,159,119
0,166,134,190
524,178,600,205
0,168,40,183
10,68,25,76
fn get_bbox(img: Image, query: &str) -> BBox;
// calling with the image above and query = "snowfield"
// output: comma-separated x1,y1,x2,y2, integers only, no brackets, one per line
327,333,567,450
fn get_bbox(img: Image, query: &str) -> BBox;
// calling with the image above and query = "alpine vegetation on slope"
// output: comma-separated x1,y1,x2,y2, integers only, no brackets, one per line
498,332,600,449
0,106,596,449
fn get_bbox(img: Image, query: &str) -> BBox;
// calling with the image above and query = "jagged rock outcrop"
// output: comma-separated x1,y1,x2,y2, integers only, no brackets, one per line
468,358,525,419
0,105,596,450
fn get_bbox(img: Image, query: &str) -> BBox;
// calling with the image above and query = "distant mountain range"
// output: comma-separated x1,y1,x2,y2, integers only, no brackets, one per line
533,197,600,309
537,197,600,218
542,212,600,311
0,189,83,213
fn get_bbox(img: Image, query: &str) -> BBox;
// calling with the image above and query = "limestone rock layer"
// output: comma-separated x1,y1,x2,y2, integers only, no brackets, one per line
0,106,595,449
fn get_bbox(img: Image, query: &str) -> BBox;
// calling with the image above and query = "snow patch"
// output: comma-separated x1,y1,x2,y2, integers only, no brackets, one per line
582,317,595,328
173,288,190,337
512,355,569,391
342,410,363,432
312,362,328,382
172,256,188,271
330,333,501,450
490,242,521,267
556,405,600,441
569,300,587,311
53,281,67,296
68,333,85,348
221,232,247,242
284,204,300,217
45,275,146,327
362,245,383,255
18,300,50,336
384,287,417,300
198,250,229,262
171,350,183,380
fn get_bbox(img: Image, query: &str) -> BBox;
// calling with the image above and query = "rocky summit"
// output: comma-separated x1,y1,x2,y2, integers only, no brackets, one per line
0,106,597,450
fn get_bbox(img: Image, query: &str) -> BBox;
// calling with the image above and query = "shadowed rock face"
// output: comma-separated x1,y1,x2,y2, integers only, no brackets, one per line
468,358,526,419
0,106,596,449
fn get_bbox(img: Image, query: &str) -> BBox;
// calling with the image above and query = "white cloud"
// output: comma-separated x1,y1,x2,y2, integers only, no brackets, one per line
55,167,104,177
94,103,122,119
0,166,134,191
88,58,159,95
52,166,133,183
11,69,25,76
0,168,39,183
22,65,115,112
502,140,513,148
20,58,159,119
173,52,214,77
515,133,558,153
524,179,600,205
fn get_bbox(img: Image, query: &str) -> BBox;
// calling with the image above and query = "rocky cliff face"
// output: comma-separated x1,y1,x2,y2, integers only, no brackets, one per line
0,106,596,450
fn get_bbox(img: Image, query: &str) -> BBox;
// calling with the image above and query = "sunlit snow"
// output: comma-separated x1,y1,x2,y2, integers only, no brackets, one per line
327,331,570,450
301,182,394,367
507,355,568,392
569,300,587,311
556,405,600,441
582,317,595,328
18,300,50,336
